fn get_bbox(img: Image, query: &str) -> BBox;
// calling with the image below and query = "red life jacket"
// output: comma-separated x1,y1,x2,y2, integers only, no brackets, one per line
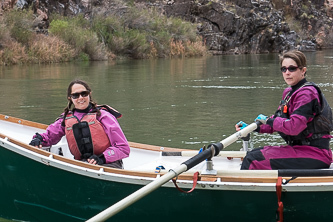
65,112,111,160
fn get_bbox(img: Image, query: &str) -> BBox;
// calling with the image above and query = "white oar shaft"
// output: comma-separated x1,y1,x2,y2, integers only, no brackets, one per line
87,122,259,221
179,151,246,158
86,164,187,222
220,122,257,148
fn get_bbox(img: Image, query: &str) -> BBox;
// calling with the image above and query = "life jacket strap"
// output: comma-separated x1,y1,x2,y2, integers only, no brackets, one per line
72,121,94,158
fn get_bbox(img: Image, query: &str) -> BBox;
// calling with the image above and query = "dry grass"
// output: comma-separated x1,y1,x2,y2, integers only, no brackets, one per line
29,34,75,63
170,39,185,57
149,41,158,58
0,40,28,65
184,37,207,57
1,3,208,65
169,37,207,58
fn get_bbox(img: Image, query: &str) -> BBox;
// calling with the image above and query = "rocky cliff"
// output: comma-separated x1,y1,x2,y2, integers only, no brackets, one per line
1,0,333,55
161,0,333,54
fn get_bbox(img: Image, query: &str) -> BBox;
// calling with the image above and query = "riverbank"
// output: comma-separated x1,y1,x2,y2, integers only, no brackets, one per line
1,0,333,66
0,2,206,65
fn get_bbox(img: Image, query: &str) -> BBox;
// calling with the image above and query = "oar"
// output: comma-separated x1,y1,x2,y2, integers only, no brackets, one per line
162,150,247,158
86,122,260,222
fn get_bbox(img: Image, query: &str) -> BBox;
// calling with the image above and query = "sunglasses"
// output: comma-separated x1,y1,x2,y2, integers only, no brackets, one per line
70,91,90,99
280,66,300,73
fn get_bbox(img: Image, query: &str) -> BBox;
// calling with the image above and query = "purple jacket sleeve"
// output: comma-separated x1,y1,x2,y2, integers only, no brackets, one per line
35,117,66,147
260,86,320,136
98,110,130,163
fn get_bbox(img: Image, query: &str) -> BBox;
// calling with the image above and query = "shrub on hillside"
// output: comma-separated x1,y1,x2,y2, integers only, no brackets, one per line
91,6,205,59
49,15,108,60
4,9,34,46
28,35,75,63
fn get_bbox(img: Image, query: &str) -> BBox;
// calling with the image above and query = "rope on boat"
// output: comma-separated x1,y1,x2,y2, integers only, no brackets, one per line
276,177,284,222
172,171,199,193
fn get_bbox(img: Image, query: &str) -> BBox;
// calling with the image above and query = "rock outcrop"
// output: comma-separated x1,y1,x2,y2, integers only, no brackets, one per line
1,0,333,55
161,0,333,54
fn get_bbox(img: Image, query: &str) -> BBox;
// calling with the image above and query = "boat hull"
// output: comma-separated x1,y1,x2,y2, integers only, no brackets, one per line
1,114,333,221
1,143,333,222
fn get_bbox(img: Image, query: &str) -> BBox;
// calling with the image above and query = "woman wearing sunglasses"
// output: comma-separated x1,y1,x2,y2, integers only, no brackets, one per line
236,50,333,170
29,79,130,169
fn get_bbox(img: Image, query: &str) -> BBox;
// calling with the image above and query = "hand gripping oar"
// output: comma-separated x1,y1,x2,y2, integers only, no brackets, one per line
86,122,260,222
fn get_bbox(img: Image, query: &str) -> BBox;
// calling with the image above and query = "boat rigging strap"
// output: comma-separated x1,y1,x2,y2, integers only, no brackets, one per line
172,172,199,193
282,176,297,185
276,177,284,222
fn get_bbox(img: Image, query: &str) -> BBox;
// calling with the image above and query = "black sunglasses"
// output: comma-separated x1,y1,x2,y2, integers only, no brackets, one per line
280,66,300,73
70,91,90,99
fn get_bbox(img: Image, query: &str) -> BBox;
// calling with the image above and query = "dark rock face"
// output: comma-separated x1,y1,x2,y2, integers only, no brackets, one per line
162,0,333,54
4,0,333,55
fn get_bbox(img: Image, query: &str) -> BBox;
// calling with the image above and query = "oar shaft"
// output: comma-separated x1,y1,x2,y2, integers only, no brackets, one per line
86,164,187,222
182,148,214,169
87,122,260,221
162,151,246,158
219,122,258,148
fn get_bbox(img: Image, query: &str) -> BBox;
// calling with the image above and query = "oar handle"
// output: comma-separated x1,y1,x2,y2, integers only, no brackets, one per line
181,121,261,171
182,148,213,169
218,121,260,151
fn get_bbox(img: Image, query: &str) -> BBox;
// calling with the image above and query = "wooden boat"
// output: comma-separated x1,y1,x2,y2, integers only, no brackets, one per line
1,113,333,222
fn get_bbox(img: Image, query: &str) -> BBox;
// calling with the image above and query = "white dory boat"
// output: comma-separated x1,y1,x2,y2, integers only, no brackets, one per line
1,113,333,222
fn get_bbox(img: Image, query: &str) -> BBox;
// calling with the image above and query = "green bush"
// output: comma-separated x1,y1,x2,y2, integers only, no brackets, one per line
49,19,69,35
91,15,124,49
5,9,34,45
1,1,207,65
49,15,106,60
91,5,204,58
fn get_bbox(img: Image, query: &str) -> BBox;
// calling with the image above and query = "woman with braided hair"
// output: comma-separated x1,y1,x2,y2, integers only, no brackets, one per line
29,79,130,169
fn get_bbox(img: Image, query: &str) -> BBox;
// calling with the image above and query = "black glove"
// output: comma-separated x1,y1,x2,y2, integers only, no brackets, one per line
29,133,44,146
87,154,106,165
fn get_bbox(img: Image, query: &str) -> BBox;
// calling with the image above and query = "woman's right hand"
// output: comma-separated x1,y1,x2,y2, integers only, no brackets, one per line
29,138,42,148
29,133,44,148
235,121,248,131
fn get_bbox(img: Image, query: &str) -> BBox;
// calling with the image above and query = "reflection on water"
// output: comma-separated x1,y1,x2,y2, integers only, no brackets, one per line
1,50,333,151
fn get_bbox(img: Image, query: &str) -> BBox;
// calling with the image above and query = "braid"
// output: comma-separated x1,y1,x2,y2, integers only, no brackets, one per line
61,100,73,126
90,101,101,116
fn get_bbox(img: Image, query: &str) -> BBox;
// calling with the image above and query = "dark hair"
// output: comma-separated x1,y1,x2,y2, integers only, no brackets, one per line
279,50,307,75
61,79,100,126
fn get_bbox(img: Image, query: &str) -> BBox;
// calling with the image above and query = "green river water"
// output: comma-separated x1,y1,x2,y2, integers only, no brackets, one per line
1,50,333,221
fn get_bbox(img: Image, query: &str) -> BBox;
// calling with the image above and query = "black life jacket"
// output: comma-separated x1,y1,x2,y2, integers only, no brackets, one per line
275,82,333,145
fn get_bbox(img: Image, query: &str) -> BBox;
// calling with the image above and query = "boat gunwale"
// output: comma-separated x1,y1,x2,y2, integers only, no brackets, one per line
2,114,333,186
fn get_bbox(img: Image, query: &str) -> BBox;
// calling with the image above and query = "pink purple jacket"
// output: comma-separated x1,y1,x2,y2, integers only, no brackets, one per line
261,81,332,142
38,109,130,163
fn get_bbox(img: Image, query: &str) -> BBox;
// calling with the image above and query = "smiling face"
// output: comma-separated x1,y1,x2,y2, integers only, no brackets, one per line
69,83,91,110
281,58,307,86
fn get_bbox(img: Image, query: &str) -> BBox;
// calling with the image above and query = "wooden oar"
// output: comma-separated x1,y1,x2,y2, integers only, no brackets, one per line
86,122,260,222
